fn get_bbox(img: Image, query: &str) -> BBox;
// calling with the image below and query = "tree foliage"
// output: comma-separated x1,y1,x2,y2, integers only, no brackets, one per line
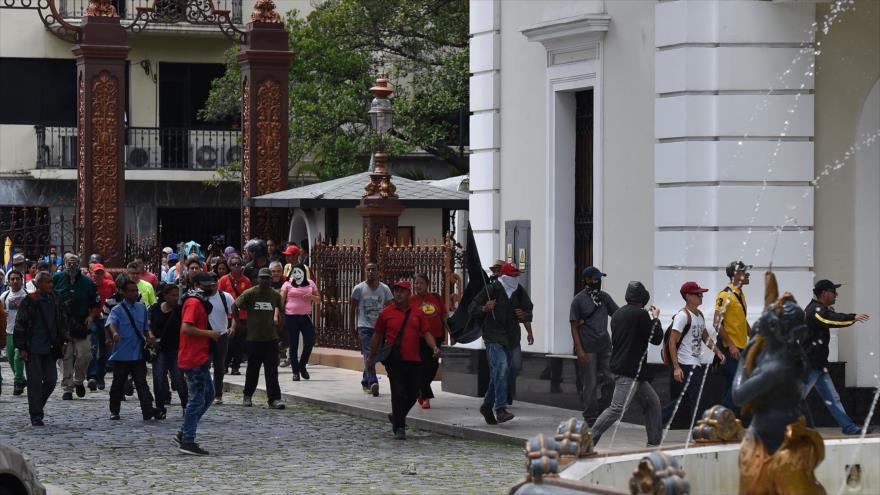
200,0,469,181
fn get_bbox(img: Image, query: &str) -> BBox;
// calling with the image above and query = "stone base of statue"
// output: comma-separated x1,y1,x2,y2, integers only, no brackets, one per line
738,416,826,495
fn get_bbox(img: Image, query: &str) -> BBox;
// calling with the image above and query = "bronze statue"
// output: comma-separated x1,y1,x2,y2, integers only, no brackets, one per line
733,293,826,495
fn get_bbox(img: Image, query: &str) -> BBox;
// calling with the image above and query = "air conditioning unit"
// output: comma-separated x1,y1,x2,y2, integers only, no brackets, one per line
220,143,242,167
189,131,220,169
125,144,162,168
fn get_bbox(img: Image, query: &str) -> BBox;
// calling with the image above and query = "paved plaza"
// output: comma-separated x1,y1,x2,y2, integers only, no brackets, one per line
0,368,523,495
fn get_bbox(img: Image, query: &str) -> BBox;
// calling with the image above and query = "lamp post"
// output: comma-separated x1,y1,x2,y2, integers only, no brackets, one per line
358,74,404,263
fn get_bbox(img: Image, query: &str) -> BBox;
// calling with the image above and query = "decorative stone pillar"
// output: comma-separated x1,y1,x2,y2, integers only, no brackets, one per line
239,0,292,243
358,146,404,263
73,0,129,267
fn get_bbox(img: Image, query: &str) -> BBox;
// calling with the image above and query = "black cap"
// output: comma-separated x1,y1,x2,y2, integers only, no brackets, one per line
192,272,217,286
725,261,752,278
813,279,841,296
582,266,607,279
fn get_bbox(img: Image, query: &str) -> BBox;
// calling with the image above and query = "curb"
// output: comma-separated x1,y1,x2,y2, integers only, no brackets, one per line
222,382,525,447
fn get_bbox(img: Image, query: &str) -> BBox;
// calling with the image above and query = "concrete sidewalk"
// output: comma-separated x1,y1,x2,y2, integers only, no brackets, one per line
220,363,694,450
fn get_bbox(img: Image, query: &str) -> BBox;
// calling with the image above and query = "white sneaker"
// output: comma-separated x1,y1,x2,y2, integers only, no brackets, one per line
213,398,223,405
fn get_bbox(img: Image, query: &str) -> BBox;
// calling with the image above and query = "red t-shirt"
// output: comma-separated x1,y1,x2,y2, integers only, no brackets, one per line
410,292,446,338
92,273,117,307
219,274,252,320
178,297,211,369
141,271,159,289
375,303,428,362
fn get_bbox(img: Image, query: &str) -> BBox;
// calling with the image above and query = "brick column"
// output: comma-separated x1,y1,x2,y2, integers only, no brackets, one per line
73,4,129,267
239,0,292,243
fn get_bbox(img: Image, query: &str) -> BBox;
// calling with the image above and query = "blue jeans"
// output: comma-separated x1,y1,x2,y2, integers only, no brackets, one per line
507,345,522,403
153,348,188,411
482,343,509,411
180,363,214,444
718,342,742,416
661,364,705,425
803,369,859,433
358,327,378,387
285,314,315,371
87,318,107,384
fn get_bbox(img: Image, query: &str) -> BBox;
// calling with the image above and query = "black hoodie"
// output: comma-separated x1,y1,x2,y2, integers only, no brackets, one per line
609,282,663,380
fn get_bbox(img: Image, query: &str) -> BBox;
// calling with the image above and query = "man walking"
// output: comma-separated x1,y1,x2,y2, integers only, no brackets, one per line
713,260,751,415
803,279,871,434
219,254,251,375
127,262,157,307
243,239,270,285
470,262,530,425
350,263,393,396
177,271,222,455
590,281,664,448
232,268,285,409
199,273,234,405
570,266,619,423
2,270,28,396
14,272,68,426
53,254,99,400
87,263,115,391
660,281,725,425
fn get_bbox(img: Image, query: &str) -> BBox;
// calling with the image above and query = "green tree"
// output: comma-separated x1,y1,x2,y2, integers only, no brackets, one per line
200,0,468,182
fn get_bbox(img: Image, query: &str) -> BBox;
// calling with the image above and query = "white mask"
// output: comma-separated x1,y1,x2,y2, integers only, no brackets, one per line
292,267,306,286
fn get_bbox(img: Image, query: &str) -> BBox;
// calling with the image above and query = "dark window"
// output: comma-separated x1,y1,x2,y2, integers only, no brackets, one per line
0,58,77,125
157,207,241,249
574,89,594,293
325,208,339,243
159,62,232,130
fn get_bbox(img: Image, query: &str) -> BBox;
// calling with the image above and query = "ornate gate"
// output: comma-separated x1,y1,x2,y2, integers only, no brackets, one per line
0,203,78,263
311,233,458,351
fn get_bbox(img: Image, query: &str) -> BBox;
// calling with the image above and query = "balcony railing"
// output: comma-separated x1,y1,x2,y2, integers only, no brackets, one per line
35,125,242,171
57,0,243,24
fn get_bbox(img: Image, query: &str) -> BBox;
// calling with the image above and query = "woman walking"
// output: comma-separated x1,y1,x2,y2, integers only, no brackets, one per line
410,273,449,409
149,283,188,417
280,264,321,381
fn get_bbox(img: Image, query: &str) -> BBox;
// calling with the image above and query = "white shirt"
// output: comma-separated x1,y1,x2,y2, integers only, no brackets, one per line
206,291,234,334
2,288,28,335
671,309,714,366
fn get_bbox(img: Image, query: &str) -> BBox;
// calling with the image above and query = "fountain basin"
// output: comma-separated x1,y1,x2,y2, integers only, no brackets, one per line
560,437,879,494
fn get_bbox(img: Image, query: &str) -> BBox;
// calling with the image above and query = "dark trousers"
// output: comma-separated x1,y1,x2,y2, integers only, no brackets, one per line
212,334,229,399
285,314,315,371
243,339,281,403
388,360,421,430
661,364,706,425
418,340,439,400
87,318,108,384
26,353,57,421
109,360,155,416
153,348,187,411
717,342,742,417
226,320,247,371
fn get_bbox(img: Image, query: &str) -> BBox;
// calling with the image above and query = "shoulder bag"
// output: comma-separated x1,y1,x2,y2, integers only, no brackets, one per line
121,303,157,363
375,308,411,368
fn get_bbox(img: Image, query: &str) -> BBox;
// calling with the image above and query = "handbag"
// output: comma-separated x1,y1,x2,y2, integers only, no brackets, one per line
375,309,411,367
121,302,157,363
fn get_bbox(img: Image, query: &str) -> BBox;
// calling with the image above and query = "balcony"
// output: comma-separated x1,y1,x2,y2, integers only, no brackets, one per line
57,0,243,26
34,125,242,171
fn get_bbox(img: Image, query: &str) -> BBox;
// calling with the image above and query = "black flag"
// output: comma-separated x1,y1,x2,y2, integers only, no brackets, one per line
447,224,491,344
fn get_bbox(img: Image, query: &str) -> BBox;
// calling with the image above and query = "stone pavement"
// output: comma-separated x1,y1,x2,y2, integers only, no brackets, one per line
0,366,524,495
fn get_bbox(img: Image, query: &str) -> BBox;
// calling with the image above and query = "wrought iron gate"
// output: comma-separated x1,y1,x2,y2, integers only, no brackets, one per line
0,203,77,263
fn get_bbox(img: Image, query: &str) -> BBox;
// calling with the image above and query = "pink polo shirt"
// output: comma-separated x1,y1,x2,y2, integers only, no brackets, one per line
281,280,317,316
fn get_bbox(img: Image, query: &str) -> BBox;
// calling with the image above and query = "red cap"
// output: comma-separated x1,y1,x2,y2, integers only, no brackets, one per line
680,281,709,297
500,262,521,277
392,280,412,291
90,263,106,272
282,245,301,256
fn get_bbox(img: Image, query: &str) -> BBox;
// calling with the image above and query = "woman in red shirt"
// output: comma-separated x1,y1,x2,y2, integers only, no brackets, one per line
410,273,449,409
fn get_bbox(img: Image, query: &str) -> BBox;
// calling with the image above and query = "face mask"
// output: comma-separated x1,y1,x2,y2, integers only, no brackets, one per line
586,280,601,293
292,268,306,286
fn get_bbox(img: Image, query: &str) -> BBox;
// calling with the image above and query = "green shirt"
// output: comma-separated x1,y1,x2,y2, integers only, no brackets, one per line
52,271,99,321
137,279,157,307
235,287,283,342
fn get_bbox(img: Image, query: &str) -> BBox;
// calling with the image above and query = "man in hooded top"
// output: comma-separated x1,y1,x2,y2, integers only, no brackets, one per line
243,239,270,285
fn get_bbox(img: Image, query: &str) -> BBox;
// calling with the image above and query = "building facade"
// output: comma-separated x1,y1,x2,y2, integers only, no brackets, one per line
469,0,879,388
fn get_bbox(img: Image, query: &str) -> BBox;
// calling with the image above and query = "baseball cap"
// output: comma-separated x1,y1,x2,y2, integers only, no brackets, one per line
162,247,173,255
680,281,709,297
725,261,752,278
582,266,607,279
282,245,301,256
813,279,842,296
392,280,412,290
258,267,272,278
192,272,217,286
12,254,25,264
500,262,520,277
90,263,106,272
168,253,179,262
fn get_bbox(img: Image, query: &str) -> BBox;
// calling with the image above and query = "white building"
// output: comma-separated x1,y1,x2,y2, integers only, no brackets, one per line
468,0,879,388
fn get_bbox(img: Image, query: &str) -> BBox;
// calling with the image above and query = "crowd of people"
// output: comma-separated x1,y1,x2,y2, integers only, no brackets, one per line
0,239,874,452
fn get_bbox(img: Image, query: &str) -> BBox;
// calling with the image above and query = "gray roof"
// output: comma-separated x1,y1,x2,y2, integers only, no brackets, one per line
248,172,469,209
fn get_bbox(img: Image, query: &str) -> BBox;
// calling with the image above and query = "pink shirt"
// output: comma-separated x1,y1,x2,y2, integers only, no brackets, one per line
281,280,317,315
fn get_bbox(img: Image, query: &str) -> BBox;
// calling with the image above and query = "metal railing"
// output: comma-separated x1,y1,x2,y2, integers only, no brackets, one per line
56,0,243,24
35,125,242,170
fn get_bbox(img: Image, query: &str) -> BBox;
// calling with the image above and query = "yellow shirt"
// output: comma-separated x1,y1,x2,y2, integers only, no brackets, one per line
714,284,749,349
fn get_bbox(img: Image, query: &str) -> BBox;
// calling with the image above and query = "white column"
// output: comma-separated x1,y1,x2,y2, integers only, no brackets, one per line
653,1,817,339
468,0,501,263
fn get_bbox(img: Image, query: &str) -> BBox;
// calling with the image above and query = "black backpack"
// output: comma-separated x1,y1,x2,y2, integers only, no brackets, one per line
660,309,699,365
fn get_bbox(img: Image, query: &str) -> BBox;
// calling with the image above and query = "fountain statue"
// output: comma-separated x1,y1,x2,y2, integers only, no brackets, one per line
733,292,826,495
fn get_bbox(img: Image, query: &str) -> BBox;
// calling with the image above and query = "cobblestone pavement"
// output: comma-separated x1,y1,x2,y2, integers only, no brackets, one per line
0,370,523,495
